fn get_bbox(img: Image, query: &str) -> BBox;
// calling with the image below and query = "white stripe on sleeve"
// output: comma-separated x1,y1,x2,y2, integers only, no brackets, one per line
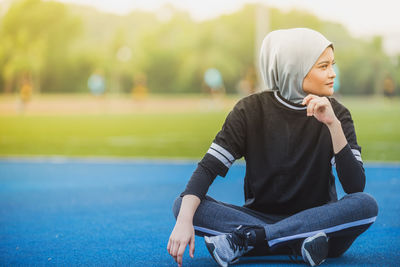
351,149,363,163
207,148,233,168
331,149,362,166
210,143,235,162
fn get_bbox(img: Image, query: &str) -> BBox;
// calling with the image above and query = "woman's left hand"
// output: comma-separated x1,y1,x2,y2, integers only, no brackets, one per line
302,94,338,126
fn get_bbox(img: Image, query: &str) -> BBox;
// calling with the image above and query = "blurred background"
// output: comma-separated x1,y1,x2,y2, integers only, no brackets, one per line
0,0,399,161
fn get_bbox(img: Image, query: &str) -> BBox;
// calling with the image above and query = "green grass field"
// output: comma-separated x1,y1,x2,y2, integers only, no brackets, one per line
0,95,399,161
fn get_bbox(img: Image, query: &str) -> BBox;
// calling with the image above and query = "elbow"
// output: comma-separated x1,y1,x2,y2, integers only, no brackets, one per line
344,185,364,194
344,174,366,194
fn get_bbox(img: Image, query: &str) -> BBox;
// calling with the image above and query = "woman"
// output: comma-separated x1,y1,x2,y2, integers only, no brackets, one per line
167,28,378,267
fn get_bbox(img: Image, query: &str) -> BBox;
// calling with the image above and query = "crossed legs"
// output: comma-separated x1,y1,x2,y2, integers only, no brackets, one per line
172,192,378,258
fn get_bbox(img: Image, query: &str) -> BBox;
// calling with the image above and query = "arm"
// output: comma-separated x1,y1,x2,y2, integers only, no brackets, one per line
167,195,200,267
326,118,347,154
302,95,365,193
327,119,366,193
167,101,246,266
167,164,216,267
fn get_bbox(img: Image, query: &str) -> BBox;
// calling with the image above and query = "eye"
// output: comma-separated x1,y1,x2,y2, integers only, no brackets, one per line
320,65,328,69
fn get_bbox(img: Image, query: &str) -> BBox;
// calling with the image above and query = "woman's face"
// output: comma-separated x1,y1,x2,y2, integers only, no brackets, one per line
302,47,336,96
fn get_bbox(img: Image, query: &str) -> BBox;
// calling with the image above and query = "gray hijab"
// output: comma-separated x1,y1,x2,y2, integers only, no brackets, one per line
259,28,332,104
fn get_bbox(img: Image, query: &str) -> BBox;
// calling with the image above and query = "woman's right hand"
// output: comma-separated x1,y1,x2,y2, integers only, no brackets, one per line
167,220,195,267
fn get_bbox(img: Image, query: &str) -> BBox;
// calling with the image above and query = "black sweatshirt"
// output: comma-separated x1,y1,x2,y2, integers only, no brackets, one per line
182,91,365,215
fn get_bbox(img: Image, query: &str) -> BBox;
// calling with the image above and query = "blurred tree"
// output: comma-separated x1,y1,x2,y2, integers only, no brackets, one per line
0,0,81,93
0,2,397,95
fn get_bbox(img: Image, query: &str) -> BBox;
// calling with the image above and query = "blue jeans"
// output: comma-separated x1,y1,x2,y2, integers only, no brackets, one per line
172,192,378,257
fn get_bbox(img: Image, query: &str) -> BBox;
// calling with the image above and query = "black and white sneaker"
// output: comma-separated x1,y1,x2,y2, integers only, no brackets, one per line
204,225,256,267
301,232,329,266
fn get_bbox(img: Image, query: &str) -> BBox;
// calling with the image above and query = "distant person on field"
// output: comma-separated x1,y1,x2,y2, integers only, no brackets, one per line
204,68,226,96
383,75,395,98
18,76,33,113
88,70,106,96
131,73,148,100
168,28,378,267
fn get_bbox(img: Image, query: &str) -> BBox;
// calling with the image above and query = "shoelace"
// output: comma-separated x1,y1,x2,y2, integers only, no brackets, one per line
226,228,250,252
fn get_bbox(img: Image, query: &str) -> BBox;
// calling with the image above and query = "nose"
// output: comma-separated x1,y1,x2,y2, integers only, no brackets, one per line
329,65,336,79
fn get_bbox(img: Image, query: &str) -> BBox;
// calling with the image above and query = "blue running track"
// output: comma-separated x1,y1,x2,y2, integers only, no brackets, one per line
0,158,399,266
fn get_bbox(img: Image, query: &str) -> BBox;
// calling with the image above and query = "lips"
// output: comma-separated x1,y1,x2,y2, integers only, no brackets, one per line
326,82,334,86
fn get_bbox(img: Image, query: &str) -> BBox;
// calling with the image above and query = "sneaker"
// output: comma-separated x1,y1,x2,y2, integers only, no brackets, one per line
301,232,329,266
204,225,256,267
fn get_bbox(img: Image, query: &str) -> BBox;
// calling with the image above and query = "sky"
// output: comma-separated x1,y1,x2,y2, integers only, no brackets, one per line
3,0,400,55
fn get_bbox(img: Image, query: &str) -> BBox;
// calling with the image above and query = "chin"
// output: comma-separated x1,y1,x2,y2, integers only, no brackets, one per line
321,87,334,96
303,85,334,97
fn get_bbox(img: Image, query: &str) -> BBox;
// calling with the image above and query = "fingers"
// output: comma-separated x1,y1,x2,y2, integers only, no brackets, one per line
303,96,329,117
177,243,186,267
189,236,195,258
167,238,176,261
306,98,318,116
168,239,176,262
172,241,179,263
313,102,325,115
167,224,195,266
169,239,188,267
302,94,318,106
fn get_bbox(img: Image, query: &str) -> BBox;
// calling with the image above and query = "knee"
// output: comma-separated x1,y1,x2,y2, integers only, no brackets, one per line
349,192,379,218
172,196,183,219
